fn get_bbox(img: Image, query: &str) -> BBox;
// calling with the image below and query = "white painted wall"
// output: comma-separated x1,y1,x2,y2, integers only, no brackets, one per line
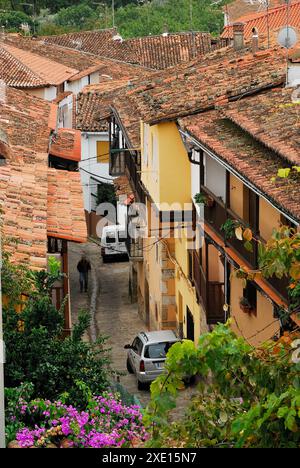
44,86,58,101
80,132,114,212
204,152,226,203
191,149,201,201
58,94,73,129
65,76,89,96
288,64,300,87
64,71,100,96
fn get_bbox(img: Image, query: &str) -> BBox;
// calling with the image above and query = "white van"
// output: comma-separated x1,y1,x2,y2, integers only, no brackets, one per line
101,225,129,263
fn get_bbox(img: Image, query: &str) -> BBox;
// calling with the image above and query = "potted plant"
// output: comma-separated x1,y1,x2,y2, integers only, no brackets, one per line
194,192,215,208
239,297,253,314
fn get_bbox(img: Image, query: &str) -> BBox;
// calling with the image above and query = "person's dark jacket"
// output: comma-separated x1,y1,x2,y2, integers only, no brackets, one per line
77,259,91,274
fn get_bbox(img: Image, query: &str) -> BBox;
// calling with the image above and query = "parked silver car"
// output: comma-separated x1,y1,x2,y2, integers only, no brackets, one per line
124,330,180,390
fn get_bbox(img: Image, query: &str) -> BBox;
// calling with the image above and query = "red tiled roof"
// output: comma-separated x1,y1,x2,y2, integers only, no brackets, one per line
0,46,46,88
179,90,300,221
47,169,87,243
222,0,285,24
221,1,300,39
44,29,226,70
224,87,300,166
0,86,87,269
122,47,286,126
50,129,81,162
1,42,78,86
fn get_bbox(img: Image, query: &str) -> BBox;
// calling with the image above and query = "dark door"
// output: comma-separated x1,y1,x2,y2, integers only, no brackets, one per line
186,307,195,342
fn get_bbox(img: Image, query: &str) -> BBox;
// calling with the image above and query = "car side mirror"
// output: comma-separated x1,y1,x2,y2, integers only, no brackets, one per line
124,344,132,350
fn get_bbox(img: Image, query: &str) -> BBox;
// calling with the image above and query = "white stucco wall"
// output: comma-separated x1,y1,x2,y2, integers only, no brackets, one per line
44,86,58,101
58,94,73,129
80,132,114,213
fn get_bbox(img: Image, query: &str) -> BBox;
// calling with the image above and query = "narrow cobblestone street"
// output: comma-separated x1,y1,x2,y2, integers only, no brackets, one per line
68,241,150,406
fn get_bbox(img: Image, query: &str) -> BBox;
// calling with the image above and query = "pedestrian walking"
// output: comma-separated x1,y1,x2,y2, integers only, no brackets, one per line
77,256,91,293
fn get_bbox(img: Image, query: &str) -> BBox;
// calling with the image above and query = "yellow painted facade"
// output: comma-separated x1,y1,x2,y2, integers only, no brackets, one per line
230,265,279,347
97,140,110,164
135,119,288,346
138,120,206,343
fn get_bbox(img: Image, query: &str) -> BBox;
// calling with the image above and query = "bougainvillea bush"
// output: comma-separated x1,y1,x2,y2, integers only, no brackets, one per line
9,393,147,448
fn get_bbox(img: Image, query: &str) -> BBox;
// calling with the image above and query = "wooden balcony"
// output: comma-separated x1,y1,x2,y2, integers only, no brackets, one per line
125,235,143,261
200,185,257,269
193,250,226,325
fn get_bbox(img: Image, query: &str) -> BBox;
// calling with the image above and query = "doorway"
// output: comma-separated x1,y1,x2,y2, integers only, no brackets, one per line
186,307,195,342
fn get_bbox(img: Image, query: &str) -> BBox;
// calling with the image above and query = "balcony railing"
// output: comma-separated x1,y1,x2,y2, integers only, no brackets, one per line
200,185,257,269
200,185,290,304
193,250,226,324
125,152,145,203
125,235,143,261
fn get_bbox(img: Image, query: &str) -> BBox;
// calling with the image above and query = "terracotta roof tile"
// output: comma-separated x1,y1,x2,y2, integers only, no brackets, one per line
0,86,87,268
222,1,300,39
222,0,285,24
47,169,87,243
44,29,227,70
50,129,81,162
180,95,300,221
1,42,78,86
224,88,300,165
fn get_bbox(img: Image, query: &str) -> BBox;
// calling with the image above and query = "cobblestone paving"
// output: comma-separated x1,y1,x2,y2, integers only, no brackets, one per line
69,241,197,413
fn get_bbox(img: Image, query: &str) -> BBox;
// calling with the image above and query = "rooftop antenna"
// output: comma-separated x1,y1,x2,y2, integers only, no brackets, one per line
277,0,298,86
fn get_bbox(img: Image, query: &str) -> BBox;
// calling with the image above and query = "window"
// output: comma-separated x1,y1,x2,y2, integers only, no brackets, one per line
97,141,109,164
106,233,116,244
0,155,6,166
132,337,143,356
118,231,127,243
144,342,176,359
243,282,257,311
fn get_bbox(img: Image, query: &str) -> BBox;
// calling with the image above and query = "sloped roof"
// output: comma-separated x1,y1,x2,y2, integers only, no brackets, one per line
0,46,47,88
1,42,77,86
224,87,300,166
222,1,300,39
179,90,300,222
44,29,226,70
222,0,285,24
0,87,87,269
122,47,286,125
50,129,81,162
47,169,87,243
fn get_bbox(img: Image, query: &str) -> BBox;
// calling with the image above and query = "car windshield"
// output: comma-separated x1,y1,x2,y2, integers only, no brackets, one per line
144,341,176,359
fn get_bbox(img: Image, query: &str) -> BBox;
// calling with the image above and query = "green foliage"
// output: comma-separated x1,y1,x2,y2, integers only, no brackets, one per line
96,182,117,207
55,3,96,28
0,10,32,30
144,323,300,448
221,218,240,240
1,0,224,37
3,256,113,408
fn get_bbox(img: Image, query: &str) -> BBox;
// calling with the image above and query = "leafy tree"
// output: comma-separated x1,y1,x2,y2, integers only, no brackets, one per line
144,323,300,448
3,255,113,408
0,10,32,30
55,3,96,28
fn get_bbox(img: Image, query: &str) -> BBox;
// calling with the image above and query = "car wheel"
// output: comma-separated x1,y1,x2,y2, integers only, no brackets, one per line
127,358,134,374
137,379,147,391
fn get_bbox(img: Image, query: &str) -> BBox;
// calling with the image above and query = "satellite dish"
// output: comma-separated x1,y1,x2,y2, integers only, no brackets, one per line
277,26,298,49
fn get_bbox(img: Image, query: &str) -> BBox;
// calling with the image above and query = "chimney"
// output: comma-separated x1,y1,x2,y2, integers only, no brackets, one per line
252,27,259,54
233,22,245,51
162,23,169,37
